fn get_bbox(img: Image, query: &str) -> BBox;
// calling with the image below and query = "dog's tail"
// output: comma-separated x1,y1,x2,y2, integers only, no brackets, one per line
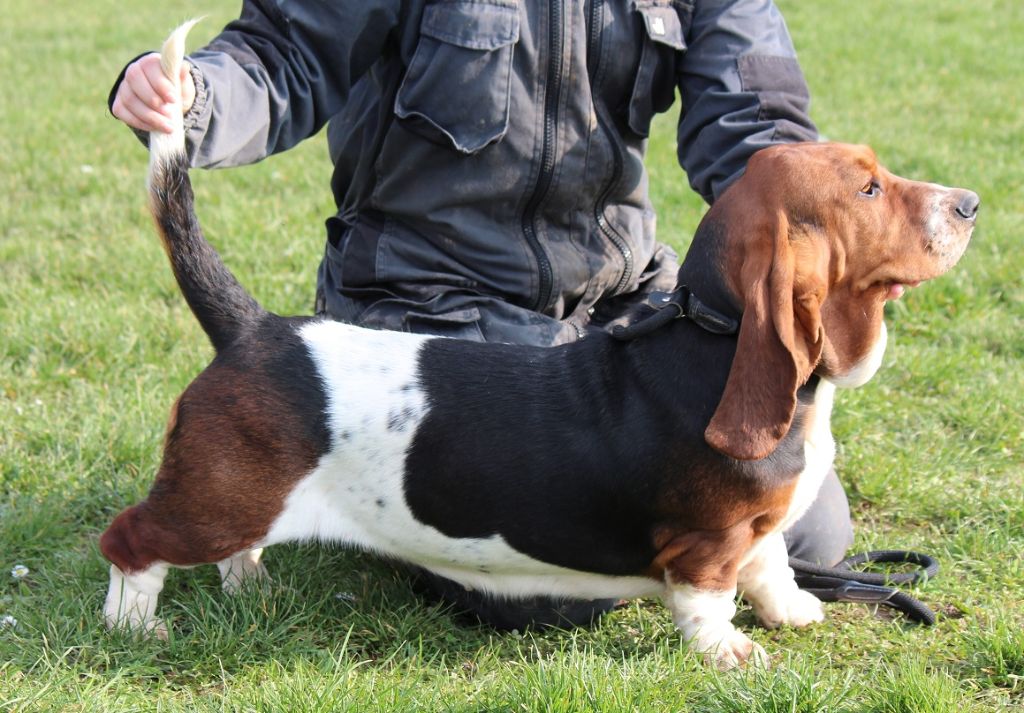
147,20,265,353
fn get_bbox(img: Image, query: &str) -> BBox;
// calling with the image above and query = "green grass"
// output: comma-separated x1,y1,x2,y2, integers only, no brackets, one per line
2,0,1022,710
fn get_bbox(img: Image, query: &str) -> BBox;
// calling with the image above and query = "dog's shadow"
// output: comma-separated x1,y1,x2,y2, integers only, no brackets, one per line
118,543,691,675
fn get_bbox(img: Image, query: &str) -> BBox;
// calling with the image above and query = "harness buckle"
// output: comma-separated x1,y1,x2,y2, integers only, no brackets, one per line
648,287,739,335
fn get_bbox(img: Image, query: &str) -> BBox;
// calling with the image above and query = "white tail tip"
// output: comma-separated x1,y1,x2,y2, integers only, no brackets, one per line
159,18,201,81
149,19,202,173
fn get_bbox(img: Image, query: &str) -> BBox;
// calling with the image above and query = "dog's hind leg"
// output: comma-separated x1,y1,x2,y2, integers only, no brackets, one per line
217,548,269,593
103,562,170,640
99,470,276,638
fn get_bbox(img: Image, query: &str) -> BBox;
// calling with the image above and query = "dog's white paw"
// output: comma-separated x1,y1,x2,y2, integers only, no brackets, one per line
697,629,770,671
752,588,826,630
218,549,269,594
220,560,270,594
104,611,169,641
145,617,169,641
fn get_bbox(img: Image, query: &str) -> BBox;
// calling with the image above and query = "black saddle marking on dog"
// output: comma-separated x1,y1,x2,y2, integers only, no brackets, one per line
402,328,812,577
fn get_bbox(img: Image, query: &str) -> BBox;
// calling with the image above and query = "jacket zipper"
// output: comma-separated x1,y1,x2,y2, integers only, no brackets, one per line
521,1,562,313
587,0,634,295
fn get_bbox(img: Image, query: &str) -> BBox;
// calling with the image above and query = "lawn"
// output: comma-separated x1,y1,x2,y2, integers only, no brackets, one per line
1,0,1022,710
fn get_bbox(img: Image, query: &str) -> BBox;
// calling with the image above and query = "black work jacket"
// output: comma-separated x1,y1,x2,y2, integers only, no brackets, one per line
175,0,817,344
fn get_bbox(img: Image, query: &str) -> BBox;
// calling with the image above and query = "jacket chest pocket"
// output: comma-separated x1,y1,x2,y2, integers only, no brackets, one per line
396,1,520,154
628,1,691,137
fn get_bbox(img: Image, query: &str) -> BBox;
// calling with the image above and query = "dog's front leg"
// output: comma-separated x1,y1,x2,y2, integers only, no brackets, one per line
663,576,768,670
737,531,825,629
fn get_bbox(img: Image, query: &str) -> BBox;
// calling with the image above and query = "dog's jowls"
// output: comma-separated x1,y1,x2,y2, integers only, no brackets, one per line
102,22,977,669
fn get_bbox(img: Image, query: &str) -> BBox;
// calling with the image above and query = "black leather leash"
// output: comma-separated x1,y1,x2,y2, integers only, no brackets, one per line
791,550,940,625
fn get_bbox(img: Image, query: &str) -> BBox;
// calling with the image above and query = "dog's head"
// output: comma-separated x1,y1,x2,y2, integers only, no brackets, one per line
702,142,977,460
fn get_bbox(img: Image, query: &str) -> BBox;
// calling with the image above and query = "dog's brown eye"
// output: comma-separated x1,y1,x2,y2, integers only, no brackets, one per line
860,179,881,197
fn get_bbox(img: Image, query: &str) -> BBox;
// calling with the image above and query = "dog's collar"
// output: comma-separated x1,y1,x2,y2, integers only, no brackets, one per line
611,286,740,341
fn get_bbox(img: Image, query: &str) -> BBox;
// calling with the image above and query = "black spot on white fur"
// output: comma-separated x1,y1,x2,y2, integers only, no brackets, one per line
387,406,418,433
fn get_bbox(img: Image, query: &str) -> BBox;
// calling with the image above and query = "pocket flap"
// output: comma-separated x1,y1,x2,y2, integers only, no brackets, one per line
635,3,686,51
421,1,520,50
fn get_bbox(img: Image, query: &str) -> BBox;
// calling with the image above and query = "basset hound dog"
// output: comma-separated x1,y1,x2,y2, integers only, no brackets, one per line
101,23,978,668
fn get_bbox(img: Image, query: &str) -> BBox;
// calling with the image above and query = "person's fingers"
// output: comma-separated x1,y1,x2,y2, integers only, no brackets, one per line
119,55,170,111
112,88,174,133
138,54,180,105
113,53,199,133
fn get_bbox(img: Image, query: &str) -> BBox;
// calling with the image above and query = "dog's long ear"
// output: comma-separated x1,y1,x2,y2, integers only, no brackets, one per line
705,211,825,461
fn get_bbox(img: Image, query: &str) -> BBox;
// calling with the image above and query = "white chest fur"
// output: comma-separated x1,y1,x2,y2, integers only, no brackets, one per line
779,378,837,533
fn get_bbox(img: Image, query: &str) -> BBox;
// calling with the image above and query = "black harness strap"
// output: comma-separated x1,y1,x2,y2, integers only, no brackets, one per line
611,286,739,341
791,550,940,625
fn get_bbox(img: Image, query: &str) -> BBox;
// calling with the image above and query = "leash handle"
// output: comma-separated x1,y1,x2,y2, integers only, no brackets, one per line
792,550,939,585
790,550,940,626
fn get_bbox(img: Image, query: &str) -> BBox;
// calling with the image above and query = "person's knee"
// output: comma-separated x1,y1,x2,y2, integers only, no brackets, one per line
783,468,854,566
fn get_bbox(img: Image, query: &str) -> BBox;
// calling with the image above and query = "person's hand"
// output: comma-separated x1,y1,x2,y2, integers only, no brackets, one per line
111,53,196,133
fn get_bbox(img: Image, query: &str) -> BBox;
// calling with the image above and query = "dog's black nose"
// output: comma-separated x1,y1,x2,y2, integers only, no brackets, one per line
954,190,980,221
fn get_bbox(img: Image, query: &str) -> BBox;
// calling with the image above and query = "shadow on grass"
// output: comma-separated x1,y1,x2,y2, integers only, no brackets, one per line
1,494,1010,711
7,535,690,686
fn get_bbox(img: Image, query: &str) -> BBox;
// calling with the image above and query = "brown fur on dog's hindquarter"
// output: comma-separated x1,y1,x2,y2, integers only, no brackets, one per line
100,321,332,574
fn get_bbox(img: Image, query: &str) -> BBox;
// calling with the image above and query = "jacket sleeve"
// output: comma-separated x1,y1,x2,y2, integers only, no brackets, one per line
676,0,818,203
175,0,409,168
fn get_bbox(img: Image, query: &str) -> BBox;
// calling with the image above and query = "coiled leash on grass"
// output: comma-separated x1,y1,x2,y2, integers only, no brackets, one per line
790,550,940,625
